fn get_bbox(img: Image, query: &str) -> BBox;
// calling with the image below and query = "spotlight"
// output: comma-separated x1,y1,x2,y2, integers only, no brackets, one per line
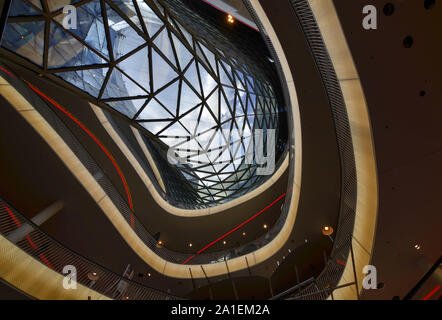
242,232,246,236
263,224,268,229
156,240,164,248
322,226,334,236
227,14,234,24
223,240,227,245
87,272,99,281
189,243,192,247
414,244,421,250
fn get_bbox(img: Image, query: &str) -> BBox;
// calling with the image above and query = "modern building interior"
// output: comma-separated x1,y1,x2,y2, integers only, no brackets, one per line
0,0,440,301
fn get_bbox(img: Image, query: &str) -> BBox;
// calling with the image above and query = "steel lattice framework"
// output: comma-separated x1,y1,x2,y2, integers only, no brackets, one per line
2,0,283,204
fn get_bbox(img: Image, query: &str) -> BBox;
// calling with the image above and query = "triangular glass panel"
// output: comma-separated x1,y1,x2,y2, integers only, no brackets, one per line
155,80,179,115
151,48,178,91
53,1,109,59
200,43,217,73
153,28,176,67
140,120,171,135
137,98,173,120
9,0,42,16
2,21,45,66
111,0,143,31
159,120,188,137
106,3,145,60
218,61,233,86
179,80,201,115
102,67,147,98
171,32,192,71
198,63,217,98
135,0,163,37
178,106,201,135
205,88,219,119
55,67,108,98
116,46,149,92
47,0,82,12
175,21,193,47
198,106,217,132
48,22,104,68
183,60,201,95
106,99,145,119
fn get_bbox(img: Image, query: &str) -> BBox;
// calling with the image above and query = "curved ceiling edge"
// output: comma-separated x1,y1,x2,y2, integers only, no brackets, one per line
92,103,290,217
0,0,303,279
0,216,109,300
306,0,378,299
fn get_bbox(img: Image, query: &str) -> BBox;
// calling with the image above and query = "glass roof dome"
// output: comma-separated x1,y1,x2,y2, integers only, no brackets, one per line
2,0,285,205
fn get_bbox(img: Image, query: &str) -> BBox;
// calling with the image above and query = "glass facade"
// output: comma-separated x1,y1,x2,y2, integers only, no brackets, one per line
1,0,287,206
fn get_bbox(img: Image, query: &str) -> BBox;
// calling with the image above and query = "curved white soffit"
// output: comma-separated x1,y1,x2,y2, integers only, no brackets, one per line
92,104,290,217
307,0,379,299
0,0,302,278
0,232,108,300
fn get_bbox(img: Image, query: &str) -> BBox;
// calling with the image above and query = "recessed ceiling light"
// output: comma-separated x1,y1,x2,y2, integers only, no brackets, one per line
242,232,246,236
223,240,227,245
322,226,334,236
414,244,421,250
189,243,192,247
147,273,151,277
263,224,268,229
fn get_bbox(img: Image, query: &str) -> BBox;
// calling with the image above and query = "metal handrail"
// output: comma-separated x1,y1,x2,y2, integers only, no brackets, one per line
242,0,358,300
0,197,180,300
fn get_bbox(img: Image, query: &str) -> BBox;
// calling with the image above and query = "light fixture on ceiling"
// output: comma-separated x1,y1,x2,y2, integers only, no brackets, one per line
223,240,227,245
242,232,246,236
263,224,268,229
87,272,99,281
227,14,234,24
147,272,151,277
189,243,192,247
322,226,334,236
414,244,421,250
156,240,164,248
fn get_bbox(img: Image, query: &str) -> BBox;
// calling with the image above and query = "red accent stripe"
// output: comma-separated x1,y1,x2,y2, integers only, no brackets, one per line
422,285,440,300
39,253,54,269
336,259,346,266
25,82,134,211
2,202,53,268
2,203,21,227
183,192,286,264
25,235,38,250
0,66,15,78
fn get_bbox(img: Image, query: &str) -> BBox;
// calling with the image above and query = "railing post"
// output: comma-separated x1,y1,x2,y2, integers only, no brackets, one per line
224,257,239,300
200,265,213,300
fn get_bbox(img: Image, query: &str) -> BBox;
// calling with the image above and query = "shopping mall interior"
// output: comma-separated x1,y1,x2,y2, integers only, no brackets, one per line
0,0,440,301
